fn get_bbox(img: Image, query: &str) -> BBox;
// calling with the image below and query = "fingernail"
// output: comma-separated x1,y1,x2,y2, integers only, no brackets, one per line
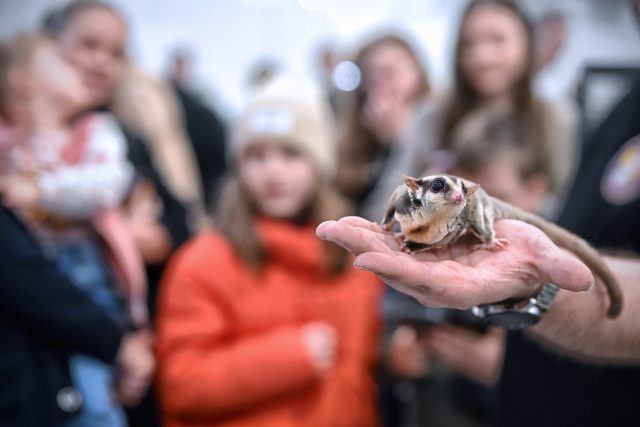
353,262,370,271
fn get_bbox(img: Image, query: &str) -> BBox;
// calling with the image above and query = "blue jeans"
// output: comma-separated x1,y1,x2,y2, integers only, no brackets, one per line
53,237,128,427
65,355,128,427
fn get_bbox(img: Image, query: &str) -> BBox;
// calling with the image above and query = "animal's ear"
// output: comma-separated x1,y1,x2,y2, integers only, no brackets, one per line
465,184,479,196
402,175,421,192
381,186,401,230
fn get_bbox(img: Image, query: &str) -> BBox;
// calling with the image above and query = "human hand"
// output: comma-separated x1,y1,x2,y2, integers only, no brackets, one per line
316,216,594,309
426,325,505,386
125,179,171,263
125,179,163,225
0,174,41,209
387,325,430,378
114,329,155,407
300,321,338,373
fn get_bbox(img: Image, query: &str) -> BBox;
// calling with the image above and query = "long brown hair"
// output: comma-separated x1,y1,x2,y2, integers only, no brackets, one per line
336,34,431,199
442,0,549,175
214,168,353,274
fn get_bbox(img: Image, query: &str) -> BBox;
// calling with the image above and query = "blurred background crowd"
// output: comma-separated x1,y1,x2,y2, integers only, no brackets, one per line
1,0,639,427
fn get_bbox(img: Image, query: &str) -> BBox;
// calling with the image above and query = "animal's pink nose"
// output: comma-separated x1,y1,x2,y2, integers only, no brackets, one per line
452,191,464,204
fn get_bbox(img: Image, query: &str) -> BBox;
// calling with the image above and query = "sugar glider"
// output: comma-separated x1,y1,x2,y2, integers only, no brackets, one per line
382,175,623,318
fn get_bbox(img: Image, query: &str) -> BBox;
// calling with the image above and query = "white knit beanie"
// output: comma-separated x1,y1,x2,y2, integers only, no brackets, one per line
231,76,337,177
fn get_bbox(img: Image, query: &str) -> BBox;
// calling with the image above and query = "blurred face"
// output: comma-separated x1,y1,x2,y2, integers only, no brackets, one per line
240,141,318,219
29,42,90,116
459,5,529,99
362,42,422,102
457,154,547,213
58,7,127,107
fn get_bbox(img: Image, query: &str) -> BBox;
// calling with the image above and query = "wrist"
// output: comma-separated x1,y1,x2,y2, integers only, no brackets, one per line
472,283,559,330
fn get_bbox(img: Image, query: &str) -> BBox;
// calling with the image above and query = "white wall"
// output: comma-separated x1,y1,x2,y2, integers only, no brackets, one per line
2,0,639,114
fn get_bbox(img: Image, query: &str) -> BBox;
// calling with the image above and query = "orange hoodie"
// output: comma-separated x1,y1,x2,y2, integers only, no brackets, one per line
155,218,383,427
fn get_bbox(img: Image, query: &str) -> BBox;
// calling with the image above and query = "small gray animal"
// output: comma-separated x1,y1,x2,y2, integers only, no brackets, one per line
382,174,623,318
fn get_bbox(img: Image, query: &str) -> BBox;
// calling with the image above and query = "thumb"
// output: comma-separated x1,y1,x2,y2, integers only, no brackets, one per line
540,246,595,293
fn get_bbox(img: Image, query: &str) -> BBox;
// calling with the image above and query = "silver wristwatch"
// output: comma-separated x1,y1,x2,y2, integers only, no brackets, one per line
471,283,559,330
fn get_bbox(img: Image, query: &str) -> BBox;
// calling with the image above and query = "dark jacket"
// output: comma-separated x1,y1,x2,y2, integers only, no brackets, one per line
498,79,640,427
172,84,227,209
0,204,124,427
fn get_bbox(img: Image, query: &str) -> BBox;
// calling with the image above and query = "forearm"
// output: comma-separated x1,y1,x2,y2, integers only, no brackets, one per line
530,256,640,364
129,221,172,263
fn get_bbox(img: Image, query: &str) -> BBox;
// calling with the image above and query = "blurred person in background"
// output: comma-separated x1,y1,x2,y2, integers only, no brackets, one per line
111,64,208,229
0,197,152,427
442,0,577,204
45,0,205,230
367,0,578,221
0,34,153,426
42,1,192,425
246,57,281,92
335,33,431,220
166,48,228,211
313,41,342,115
155,77,382,427
43,0,190,319
449,109,550,214
0,32,151,427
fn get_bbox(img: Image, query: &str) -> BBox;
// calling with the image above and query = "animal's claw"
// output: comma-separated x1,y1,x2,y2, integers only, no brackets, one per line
393,233,412,253
473,238,509,252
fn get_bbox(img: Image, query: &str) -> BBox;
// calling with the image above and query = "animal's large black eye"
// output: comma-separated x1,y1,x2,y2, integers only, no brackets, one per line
462,182,468,194
430,178,446,193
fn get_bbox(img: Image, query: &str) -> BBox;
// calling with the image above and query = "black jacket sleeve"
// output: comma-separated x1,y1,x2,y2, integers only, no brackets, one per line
0,205,124,363
122,129,191,250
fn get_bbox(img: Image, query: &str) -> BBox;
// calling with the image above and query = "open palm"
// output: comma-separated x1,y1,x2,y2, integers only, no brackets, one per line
317,216,594,309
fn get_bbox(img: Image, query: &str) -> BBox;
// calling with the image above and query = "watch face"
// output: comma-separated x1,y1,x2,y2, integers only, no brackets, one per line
485,312,540,330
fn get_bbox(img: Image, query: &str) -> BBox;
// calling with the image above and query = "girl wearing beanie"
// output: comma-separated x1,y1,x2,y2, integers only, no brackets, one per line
155,77,382,427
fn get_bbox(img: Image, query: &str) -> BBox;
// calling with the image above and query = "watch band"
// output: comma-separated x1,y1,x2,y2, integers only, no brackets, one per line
471,283,559,330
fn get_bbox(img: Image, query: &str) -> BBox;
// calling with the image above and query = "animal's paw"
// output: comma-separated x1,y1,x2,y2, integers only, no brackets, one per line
394,233,412,253
493,238,510,250
474,238,509,252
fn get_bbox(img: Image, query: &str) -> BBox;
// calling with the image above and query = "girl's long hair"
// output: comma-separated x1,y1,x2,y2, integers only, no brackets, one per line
441,0,549,175
214,169,353,274
335,34,431,200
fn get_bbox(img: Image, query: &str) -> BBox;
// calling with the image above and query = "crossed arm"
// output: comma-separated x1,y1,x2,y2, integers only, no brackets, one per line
316,217,640,364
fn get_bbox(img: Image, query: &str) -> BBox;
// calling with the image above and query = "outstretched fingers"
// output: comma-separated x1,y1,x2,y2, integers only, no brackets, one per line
316,218,398,255
353,252,481,309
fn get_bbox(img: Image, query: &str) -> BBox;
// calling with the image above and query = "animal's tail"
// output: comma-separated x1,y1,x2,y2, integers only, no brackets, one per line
491,197,623,318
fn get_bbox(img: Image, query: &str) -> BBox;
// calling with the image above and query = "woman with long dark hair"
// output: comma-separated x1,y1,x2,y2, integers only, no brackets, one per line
335,34,431,219
369,0,578,220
